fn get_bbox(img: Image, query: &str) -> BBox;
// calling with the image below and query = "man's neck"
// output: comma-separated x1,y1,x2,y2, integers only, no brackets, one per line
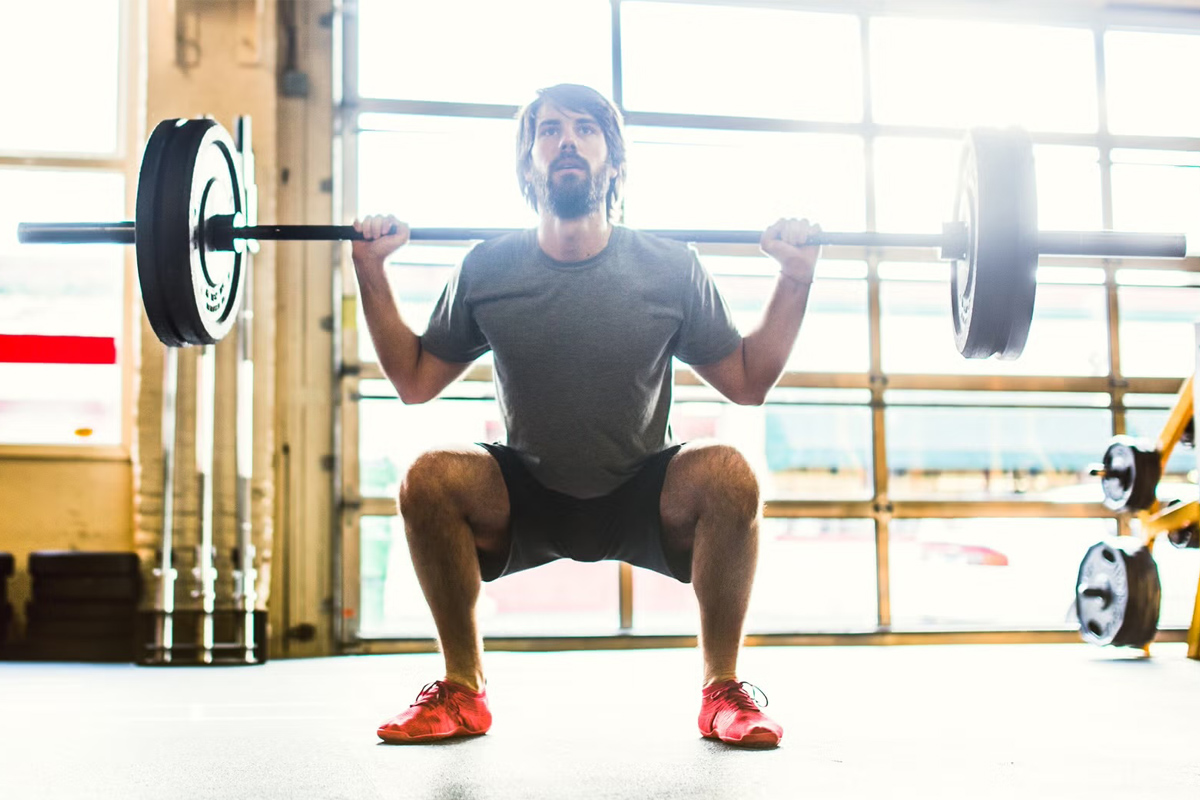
536,212,613,263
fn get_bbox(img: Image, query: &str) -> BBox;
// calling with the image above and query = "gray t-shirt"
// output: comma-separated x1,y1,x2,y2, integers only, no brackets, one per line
421,226,741,498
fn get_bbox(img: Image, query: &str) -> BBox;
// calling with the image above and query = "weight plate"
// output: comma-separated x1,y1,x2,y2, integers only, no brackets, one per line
28,551,140,577
33,574,143,603
136,120,188,346
951,128,1039,359
1075,538,1161,648
1100,437,1161,512
135,118,245,346
0,552,12,578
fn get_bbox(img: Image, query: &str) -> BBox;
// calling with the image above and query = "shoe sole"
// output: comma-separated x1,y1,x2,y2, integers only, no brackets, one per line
377,726,489,744
702,730,781,748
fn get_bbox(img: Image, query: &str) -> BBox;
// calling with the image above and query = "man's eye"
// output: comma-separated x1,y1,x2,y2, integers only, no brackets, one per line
539,127,558,137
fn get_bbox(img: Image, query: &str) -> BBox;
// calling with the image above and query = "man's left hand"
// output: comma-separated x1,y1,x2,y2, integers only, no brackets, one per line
760,218,821,285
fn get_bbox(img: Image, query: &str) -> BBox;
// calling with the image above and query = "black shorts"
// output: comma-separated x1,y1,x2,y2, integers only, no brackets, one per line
476,443,691,584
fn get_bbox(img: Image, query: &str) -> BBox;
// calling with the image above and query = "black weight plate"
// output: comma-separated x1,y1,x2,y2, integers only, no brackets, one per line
33,574,142,603
952,128,1039,359
1100,437,1161,512
27,615,137,640
24,637,136,663
26,600,139,622
1075,538,1161,648
137,119,190,347
28,550,140,577
0,552,12,577
165,119,244,345
136,118,245,346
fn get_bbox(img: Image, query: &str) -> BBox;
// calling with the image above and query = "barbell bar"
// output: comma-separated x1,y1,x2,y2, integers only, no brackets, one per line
17,220,1186,261
14,117,1190,353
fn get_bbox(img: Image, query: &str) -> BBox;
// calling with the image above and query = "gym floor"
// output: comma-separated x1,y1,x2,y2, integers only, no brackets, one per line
2,643,1197,799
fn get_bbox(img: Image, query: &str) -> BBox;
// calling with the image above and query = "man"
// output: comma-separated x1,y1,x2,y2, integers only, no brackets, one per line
352,84,820,749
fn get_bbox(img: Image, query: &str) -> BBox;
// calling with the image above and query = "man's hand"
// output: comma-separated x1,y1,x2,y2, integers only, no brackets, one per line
760,217,821,285
352,214,411,269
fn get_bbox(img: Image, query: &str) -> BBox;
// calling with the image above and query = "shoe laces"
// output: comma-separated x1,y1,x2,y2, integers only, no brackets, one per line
708,680,769,711
411,680,452,708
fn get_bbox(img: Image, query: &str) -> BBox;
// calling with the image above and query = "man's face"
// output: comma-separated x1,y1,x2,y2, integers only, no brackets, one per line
525,102,616,220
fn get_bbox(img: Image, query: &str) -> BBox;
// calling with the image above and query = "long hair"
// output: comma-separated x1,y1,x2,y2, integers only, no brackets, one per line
515,84,627,223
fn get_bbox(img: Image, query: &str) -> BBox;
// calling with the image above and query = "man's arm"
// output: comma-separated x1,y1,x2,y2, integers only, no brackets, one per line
693,218,820,406
352,215,473,404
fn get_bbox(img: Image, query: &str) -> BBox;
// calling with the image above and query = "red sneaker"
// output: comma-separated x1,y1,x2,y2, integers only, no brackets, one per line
377,680,492,744
699,680,783,748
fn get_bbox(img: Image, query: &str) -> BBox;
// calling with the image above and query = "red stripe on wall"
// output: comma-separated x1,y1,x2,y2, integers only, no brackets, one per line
0,334,118,365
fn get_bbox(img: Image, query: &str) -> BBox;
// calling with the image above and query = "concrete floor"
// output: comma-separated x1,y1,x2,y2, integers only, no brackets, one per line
0,643,1198,799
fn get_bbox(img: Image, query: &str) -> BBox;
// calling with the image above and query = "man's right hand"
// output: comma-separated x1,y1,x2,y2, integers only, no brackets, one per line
352,214,411,268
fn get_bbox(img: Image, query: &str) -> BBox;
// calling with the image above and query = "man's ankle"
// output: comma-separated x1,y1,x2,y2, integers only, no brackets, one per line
444,673,485,693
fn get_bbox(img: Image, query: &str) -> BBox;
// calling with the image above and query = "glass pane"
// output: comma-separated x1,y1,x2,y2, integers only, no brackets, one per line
880,270,1109,376
1105,31,1200,137
0,1,121,154
1110,150,1200,253
1118,286,1200,378
890,518,1117,629
871,18,1097,131
1034,145,1102,232
873,137,960,234
621,2,861,121
1126,408,1195,488
624,127,865,231
359,397,503,499
631,518,878,634
885,403,1113,501
710,268,869,373
356,0,611,104
360,516,621,637
671,398,872,501
357,119,536,230
0,169,126,445
1150,539,1200,629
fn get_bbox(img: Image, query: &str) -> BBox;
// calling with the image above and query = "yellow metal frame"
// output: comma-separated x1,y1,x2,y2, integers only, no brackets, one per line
1129,375,1200,659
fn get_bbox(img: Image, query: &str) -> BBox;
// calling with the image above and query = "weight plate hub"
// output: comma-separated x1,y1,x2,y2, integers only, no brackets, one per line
1100,436,1161,512
136,118,245,347
951,128,1038,360
1075,538,1161,648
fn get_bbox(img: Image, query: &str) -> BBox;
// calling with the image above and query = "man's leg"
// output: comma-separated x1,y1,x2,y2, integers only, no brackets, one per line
398,447,511,692
659,442,761,686
660,442,781,747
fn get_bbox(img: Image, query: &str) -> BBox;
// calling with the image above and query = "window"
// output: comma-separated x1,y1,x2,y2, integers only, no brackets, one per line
0,1,127,448
346,3,1200,644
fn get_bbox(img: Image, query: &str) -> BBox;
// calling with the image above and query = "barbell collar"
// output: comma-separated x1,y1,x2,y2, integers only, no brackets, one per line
17,221,135,245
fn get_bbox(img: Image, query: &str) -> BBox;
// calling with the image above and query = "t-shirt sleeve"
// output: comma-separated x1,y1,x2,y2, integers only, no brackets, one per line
419,263,491,363
674,249,743,366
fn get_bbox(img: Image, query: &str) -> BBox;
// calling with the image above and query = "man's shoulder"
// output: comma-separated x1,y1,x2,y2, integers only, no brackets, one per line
616,226,696,264
463,228,537,268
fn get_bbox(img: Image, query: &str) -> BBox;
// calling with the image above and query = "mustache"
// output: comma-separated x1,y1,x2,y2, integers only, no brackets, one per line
551,155,589,172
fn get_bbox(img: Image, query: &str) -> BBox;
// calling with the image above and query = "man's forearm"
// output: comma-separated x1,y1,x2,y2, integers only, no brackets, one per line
741,273,812,395
355,261,423,394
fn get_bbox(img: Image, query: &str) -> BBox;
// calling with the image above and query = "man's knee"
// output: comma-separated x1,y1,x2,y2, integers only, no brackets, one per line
399,448,509,533
664,443,761,523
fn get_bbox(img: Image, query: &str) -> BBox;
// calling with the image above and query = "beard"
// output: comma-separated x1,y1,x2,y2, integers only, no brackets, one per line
532,158,608,220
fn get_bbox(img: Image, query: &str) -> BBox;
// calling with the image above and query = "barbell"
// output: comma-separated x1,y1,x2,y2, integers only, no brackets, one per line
16,117,1188,353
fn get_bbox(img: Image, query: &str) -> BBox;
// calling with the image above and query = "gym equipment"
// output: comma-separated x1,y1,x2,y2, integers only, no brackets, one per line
1082,371,1200,658
16,120,1187,357
1075,538,1161,647
1093,437,1162,512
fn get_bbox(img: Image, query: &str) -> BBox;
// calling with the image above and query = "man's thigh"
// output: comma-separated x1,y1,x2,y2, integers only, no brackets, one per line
659,441,760,550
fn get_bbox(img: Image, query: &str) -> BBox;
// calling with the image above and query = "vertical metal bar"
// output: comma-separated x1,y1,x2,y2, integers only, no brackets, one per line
196,344,218,664
610,0,624,109
153,346,180,664
867,251,891,631
235,115,258,663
